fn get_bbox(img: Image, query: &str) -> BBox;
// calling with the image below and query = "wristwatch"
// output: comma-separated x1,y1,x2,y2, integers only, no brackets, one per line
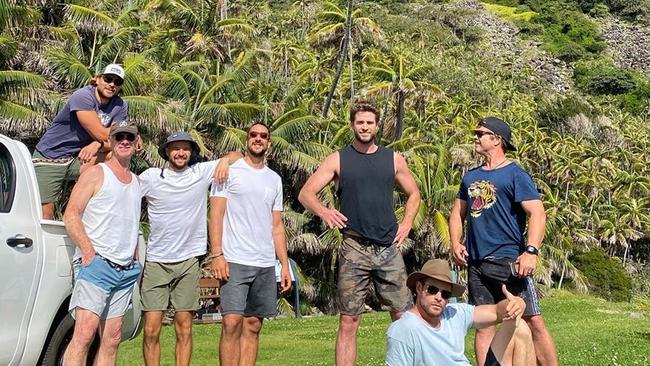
524,245,539,255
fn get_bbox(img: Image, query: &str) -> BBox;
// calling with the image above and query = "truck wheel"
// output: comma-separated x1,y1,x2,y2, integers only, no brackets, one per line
39,313,99,366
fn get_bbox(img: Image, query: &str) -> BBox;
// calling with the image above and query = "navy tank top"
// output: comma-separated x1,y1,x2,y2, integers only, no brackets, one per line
338,145,398,246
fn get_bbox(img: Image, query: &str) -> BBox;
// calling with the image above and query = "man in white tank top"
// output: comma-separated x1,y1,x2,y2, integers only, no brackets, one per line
63,120,142,366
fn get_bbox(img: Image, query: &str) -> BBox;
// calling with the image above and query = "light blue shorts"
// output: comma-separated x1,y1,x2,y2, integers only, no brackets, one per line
69,255,141,319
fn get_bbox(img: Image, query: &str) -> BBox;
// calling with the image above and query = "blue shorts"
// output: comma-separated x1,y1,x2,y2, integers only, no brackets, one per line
69,255,141,319
468,258,541,317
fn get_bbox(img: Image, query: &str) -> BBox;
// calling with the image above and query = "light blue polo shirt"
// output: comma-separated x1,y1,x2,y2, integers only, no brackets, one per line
386,304,475,366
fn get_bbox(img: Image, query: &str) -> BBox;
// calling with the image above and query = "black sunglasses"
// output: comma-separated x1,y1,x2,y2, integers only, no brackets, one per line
113,132,136,142
474,130,496,138
102,75,124,86
249,131,269,140
426,285,452,300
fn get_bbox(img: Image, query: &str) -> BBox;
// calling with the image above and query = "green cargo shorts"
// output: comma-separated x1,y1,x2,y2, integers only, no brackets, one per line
32,150,80,204
336,235,411,315
140,257,201,312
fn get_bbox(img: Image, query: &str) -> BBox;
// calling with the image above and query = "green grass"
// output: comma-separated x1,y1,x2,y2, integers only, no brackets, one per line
117,291,650,365
481,3,538,22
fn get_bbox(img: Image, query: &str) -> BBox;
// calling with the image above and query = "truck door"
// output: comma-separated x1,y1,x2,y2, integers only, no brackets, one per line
0,137,42,365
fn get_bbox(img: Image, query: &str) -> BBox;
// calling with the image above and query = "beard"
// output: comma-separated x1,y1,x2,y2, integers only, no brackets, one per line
169,157,189,170
247,147,267,158
354,130,375,143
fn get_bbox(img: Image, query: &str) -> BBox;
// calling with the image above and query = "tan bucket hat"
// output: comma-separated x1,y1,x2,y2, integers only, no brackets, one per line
406,259,465,298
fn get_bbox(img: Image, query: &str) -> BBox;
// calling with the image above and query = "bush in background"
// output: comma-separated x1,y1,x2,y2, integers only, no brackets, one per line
571,248,633,302
574,60,638,95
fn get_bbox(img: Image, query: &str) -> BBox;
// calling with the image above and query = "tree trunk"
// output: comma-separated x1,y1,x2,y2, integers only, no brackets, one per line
348,41,354,99
558,263,565,290
394,90,405,140
376,85,392,144
322,0,353,118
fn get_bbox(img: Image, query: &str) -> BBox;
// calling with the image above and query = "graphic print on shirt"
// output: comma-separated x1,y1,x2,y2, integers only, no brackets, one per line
99,111,111,126
468,180,497,218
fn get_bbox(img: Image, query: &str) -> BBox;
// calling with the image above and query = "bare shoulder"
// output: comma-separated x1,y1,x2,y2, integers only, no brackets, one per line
393,151,408,171
76,164,104,189
321,150,340,174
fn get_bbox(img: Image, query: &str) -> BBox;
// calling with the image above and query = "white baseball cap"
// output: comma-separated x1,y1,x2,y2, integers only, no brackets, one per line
101,64,125,79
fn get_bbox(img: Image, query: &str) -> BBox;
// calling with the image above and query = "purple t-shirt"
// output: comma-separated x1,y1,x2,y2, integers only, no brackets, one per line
36,85,128,159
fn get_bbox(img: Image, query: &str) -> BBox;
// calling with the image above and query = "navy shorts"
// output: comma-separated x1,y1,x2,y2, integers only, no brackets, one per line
220,262,277,318
468,258,541,317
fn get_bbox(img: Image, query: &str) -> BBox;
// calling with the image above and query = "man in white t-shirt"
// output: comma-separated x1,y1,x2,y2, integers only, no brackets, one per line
385,259,535,366
139,131,240,366
209,122,292,366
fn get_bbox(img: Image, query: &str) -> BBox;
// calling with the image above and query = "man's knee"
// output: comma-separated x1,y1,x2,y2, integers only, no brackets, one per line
174,313,194,342
242,317,263,335
476,325,496,338
524,315,548,334
514,321,533,343
222,315,243,336
339,314,361,335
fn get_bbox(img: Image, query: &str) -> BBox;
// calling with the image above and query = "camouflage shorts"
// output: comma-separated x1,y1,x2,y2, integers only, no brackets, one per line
336,235,411,315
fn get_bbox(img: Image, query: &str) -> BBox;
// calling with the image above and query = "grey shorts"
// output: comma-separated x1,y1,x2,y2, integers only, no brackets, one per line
140,257,201,312
220,262,277,318
70,255,141,319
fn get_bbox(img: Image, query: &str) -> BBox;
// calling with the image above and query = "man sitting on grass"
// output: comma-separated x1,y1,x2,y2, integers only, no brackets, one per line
386,259,535,366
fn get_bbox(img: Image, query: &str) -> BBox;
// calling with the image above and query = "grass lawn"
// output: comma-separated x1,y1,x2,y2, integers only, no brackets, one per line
117,291,650,365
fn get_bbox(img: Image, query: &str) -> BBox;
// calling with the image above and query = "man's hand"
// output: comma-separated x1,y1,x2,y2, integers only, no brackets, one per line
214,158,230,184
393,222,412,248
81,248,96,267
502,284,525,325
280,266,292,294
211,256,229,280
318,207,347,229
515,252,537,277
78,141,101,164
451,243,468,266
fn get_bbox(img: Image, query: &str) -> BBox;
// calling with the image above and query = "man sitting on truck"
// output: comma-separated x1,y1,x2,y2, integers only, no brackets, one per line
32,64,131,220
62,120,142,366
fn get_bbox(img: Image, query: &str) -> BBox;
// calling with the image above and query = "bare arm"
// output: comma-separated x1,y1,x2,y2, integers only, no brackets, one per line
213,151,244,184
209,196,229,280
76,110,111,149
298,152,347,229
516,199,546,276
63,165,103,266
272,211,292,293
449,198,469,266
473,285,526,329
393,152,421,246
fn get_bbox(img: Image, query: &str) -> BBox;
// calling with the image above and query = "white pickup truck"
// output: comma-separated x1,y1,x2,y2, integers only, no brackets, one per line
0,134,144,365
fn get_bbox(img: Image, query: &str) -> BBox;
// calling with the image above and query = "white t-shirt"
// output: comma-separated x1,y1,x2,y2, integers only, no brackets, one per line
210,158,283,267
140,160,218,262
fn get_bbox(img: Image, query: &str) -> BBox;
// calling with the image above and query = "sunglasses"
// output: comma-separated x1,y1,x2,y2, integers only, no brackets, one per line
248,131,269,140
473,130,496,138
426,285,452,300
113,132,136,142
102,75,124,86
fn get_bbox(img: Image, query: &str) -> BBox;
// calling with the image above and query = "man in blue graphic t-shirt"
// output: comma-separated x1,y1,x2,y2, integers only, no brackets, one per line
33,64,129,219
449,117,557,366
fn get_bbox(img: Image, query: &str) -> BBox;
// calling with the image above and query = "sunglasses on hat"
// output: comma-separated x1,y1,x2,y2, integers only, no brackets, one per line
102,75,124,86
113,132,136,142
426,285,452,300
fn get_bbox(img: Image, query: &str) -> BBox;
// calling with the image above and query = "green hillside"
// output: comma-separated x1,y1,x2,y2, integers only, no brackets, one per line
1,0,649,307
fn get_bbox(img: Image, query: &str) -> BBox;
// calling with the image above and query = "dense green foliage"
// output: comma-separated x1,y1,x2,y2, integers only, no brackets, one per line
1,0,649,309
574,59,638,95
115,292,650,365
571,248,633,301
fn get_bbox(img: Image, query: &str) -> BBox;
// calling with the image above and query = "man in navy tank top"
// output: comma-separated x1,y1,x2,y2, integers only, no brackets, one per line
62,120,142,365
299,101,421,366
449,117,557,366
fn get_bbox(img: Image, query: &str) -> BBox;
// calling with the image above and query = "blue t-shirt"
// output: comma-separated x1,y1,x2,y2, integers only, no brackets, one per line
457,163,540,261
36,85,128,159
386,304,475,366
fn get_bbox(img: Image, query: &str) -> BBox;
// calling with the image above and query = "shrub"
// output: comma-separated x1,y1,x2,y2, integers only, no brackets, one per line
537,94,594,131
574,61,638,95
620,83,650,115
571,248,633,302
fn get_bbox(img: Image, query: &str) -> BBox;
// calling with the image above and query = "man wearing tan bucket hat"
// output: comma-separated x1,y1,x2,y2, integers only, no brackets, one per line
385,259,535,366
